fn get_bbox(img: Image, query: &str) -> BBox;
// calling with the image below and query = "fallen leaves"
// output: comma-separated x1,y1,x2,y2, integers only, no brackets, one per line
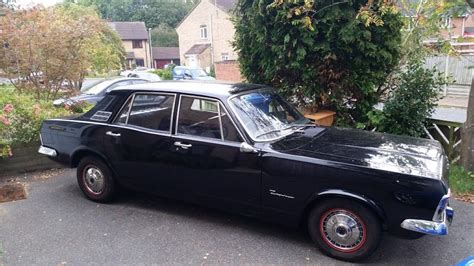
455,193,474,204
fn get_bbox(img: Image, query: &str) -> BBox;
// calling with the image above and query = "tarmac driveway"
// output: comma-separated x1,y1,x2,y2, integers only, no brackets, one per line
0,169,473,265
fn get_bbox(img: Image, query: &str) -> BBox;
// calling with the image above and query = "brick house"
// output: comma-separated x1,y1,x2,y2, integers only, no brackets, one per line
152,47,180,68
108,21,152,69
436,10,474,40
175,0,237,71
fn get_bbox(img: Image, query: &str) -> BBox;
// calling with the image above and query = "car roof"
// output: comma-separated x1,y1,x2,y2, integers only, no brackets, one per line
109,81,268,98
97,76,147,83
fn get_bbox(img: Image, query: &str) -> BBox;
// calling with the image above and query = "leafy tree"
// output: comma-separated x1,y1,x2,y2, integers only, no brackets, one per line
151,24,179,47
366,60,447,137
397,0,470,62
0,5,125,100
0,0,14,16
65,0,195,29
233,0,403,125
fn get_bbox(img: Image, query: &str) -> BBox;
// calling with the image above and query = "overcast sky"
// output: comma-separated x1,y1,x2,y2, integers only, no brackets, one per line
15,0,63,8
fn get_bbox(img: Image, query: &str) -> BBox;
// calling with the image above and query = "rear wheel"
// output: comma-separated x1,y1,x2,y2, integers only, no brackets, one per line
308,198,382,262
77,156,116,203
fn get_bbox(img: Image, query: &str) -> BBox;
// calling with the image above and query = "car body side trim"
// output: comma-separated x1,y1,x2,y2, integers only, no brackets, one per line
48,119,172,137
173,134,242,148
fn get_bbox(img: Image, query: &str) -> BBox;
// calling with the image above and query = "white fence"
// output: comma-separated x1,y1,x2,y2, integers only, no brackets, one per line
425,55,474,96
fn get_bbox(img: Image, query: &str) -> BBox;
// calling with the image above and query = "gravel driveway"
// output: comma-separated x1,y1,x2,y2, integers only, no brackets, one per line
0,169,473,265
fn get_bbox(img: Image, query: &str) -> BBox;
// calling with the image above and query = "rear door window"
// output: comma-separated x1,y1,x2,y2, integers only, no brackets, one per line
115,93,175,133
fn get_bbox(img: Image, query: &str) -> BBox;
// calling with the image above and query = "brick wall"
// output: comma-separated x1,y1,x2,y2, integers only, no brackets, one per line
215,61,243,82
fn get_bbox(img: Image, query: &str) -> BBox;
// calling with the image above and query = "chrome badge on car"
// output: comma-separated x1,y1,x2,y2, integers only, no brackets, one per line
91,111,112,122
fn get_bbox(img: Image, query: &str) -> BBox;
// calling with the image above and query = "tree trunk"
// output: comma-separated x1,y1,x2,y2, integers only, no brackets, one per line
461,78,474,170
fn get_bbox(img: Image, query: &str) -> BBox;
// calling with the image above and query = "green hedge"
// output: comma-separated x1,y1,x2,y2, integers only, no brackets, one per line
0,85,74,157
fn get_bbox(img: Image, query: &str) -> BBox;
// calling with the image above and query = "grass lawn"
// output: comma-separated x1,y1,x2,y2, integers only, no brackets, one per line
0,84,15,93
449,165,474,202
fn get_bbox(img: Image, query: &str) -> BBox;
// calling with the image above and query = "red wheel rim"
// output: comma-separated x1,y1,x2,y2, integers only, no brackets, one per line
319,208,367,253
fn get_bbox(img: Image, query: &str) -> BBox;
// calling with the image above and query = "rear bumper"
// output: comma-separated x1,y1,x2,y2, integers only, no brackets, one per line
38,145,57,157
400,189,454,236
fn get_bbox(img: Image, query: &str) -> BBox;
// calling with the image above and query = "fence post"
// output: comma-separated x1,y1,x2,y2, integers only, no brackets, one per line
444,54,450,96
461,78,474,170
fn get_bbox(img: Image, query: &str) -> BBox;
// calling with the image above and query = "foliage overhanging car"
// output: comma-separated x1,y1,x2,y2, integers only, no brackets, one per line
38,81,453,261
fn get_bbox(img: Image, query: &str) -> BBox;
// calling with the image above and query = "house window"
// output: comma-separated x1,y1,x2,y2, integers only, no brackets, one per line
132,40,143,49
135,58,145,67
221,53,229,61
200,25,208,39
441,17,451,29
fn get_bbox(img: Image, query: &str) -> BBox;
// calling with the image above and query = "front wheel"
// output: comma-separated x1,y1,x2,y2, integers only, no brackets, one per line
308,198,382,262
77,156,116,203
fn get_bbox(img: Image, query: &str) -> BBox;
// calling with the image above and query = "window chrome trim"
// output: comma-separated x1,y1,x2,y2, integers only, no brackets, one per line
217,103,224,141
125,94,135,125
112,93,134,123
227,88,299,143
113,91,176,135
175,94,246,143
173,134,242,148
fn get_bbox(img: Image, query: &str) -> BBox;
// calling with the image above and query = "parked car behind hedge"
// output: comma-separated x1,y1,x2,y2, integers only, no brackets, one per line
53,77,149,107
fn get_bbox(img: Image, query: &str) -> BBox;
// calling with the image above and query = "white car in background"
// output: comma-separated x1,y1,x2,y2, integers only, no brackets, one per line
120,67,156,77
128,72,161,81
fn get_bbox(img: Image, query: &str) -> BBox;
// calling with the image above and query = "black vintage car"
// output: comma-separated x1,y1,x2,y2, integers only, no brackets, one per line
38,81,453,261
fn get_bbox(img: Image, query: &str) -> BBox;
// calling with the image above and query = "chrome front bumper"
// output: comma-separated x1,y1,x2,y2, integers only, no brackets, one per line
38,145,57,157
400,189,454,236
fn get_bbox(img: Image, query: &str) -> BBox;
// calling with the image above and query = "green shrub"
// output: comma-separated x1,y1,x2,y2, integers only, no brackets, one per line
233,0,403,125
0,85,75,157
209,65,216,78
365,60,447,137
449,165,474,195
150,65,174,80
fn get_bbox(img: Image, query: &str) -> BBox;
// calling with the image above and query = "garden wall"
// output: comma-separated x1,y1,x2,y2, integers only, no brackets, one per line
0,142,62,177
215,61,243,82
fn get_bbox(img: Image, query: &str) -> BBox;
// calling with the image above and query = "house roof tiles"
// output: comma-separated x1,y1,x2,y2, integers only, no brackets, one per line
107,22,149,40
184,43,211,55
152,47,180,60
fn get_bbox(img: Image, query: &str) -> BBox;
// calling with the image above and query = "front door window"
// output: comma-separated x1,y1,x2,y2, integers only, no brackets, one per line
177,96,221,140
176,95,243,142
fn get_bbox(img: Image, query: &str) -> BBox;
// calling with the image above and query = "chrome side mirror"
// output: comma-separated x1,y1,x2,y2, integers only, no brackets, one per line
240,142,258,153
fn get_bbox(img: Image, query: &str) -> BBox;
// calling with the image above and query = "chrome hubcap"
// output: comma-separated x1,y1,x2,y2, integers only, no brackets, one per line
83,166,105,195
321,210,365,252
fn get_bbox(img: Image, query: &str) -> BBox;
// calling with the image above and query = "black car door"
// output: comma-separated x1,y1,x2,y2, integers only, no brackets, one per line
171,95,261,216
103,92,180,196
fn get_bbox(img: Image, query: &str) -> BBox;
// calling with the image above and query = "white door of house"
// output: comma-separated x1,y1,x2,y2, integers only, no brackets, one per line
187,55,198,68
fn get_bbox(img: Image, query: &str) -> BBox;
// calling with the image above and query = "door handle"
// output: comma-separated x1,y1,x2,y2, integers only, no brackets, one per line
106,131,121,137
174,141,192,149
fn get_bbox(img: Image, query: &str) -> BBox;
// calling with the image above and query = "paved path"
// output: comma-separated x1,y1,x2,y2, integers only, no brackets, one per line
0,170,473,265
438,97,469,109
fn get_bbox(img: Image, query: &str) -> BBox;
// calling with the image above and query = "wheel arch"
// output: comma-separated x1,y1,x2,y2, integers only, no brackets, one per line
70,147,111,169
299,189,388,230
